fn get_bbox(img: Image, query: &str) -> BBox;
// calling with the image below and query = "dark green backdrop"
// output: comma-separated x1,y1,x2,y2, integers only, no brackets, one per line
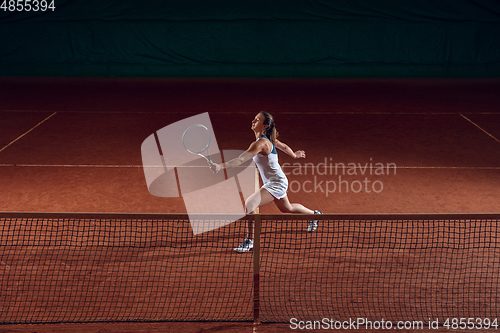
1,0,499,77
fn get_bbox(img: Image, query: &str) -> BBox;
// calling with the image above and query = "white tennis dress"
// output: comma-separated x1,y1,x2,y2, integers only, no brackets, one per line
253,135,288,199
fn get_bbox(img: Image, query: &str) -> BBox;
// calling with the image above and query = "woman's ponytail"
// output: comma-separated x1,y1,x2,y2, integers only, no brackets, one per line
259,111,279,144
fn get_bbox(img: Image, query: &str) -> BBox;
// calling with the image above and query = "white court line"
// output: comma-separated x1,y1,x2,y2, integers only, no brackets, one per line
461,114,500,144
0,164,499,170
0,112,57,154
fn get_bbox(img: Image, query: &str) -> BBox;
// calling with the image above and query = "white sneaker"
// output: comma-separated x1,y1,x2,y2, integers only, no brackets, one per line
307,210,322,232
234,238,253,253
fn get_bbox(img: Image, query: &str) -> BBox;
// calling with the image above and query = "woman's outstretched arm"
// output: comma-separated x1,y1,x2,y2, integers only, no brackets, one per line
211,139,266,173
274,139,306,159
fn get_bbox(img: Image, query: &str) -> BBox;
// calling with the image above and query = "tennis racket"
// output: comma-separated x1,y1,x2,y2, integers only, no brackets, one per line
182,124,217,172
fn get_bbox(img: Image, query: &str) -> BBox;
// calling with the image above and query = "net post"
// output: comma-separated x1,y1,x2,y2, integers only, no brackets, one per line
253,213,261,323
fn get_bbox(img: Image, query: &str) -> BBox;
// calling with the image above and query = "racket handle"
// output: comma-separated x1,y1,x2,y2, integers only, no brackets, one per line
208,160,219,174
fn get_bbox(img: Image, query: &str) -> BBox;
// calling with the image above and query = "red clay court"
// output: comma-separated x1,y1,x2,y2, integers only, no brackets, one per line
1,78,499,215
1,78,499,332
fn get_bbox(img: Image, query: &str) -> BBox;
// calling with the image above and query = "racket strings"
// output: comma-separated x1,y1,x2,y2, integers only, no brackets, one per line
182,124,211,156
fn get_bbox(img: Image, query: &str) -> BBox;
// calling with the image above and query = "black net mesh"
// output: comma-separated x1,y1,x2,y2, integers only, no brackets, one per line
1,213,499,324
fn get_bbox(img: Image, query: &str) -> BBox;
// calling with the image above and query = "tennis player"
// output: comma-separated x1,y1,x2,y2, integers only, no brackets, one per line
211,111,322,253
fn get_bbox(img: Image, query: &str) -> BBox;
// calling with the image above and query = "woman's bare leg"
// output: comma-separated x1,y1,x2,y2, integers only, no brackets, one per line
244,188,275,239
273,194,315,214
274,194,321,232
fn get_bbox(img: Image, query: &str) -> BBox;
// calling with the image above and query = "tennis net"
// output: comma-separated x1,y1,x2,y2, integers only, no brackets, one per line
0,212,499,324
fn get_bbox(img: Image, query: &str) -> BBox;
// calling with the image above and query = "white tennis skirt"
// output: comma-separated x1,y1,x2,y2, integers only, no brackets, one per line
262,177,288,200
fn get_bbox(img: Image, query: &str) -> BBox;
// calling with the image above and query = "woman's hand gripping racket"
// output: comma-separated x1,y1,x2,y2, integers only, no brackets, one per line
182,124,219,173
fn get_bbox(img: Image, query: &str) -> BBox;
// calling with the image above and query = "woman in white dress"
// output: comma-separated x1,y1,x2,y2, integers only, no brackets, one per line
211,111,322,252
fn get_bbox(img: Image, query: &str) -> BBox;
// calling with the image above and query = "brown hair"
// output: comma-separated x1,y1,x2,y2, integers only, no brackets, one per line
259,111,278,144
